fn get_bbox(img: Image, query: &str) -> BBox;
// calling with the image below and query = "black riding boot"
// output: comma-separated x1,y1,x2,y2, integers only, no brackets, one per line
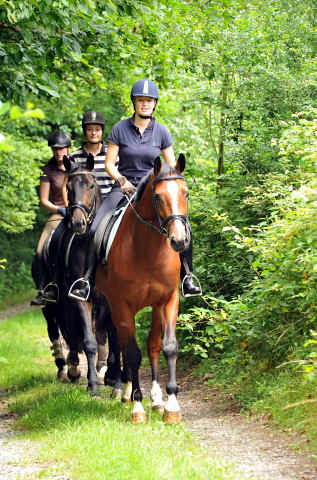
180,238,202,297
68,241,96,302
30,254,47,307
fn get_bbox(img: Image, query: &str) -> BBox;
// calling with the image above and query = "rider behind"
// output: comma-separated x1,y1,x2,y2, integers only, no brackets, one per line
30,130,70,307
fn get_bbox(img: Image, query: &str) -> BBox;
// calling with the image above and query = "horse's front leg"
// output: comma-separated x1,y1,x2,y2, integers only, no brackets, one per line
43,305,68,381
162,290,181,424
148,306,165,413
111,303,146,422
76,301,98,396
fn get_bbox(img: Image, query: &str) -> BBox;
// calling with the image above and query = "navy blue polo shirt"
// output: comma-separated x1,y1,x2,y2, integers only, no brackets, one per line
108,116,173,179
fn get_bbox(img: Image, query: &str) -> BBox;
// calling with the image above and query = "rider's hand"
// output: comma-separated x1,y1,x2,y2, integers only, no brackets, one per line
117,176,136,196
121,181,136,196
57,207,67,217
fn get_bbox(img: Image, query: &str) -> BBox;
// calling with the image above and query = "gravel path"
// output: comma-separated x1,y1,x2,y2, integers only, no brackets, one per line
1,303,317,479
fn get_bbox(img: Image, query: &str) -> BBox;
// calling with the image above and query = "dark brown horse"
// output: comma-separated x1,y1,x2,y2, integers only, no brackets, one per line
38,154,122,395
95,155,190,423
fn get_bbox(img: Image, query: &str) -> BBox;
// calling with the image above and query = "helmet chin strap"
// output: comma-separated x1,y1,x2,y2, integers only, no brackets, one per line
138,114,152,119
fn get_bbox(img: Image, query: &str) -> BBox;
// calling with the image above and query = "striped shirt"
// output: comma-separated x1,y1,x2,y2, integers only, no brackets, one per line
70,142,114,198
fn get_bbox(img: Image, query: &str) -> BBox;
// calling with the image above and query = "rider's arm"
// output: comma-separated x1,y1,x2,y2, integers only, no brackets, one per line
162,145,176,167
105,142,121,181
62,175,68,206
39,179,61,214
105,142,135,195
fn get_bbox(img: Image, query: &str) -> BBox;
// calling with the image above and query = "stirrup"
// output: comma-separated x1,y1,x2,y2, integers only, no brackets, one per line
181,274,202,298
68,278,90,302
42,283,59,303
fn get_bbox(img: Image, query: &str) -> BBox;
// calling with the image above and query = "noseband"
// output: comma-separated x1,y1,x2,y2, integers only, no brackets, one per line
67,171,97,224
128,174,189,237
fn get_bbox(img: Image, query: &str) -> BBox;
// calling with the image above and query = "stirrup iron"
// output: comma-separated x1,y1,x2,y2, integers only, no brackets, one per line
42,282,59,303
68,278,90,301
181,274,202,298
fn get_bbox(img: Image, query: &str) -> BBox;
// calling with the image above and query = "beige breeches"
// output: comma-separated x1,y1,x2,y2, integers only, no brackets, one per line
36,213,63,255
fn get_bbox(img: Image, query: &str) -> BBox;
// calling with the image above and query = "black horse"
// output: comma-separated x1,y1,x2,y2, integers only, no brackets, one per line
33,154,122,395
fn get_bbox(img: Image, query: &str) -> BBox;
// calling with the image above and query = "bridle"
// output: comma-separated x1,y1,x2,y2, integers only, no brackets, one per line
67,171,98,225
126,174,189,237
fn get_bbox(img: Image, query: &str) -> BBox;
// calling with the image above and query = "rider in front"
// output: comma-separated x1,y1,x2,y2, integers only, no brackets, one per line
69,79,202,300
30,130,70,307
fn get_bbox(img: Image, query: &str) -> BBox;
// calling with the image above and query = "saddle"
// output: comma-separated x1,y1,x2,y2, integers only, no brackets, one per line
43,219,73,273
94,197,130,264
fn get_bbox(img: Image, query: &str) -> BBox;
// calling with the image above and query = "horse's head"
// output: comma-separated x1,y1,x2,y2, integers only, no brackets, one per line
64,154,100,234
151,154,190,252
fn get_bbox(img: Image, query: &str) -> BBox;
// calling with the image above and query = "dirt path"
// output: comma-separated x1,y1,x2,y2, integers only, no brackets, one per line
1,304,317,480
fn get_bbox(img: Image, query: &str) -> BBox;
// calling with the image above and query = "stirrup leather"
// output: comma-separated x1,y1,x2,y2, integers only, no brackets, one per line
181,274,202,298
42,282,59,303
68,278,90,301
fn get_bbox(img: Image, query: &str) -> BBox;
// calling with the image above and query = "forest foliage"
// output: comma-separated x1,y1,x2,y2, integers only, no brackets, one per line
1,0,317,395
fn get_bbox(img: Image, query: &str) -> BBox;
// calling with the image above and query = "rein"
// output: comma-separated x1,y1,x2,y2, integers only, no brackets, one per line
67,171,97,224
126,174,188,237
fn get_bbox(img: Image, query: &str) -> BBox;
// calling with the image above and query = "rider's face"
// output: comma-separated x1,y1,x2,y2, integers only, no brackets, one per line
134,96,156,117
52,146,68,163
85,124,103,144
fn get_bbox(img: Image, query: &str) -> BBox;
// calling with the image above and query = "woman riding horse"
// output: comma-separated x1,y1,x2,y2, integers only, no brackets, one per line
69,79,201,300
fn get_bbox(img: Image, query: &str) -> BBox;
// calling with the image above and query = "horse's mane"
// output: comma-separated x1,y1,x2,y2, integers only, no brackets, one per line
134,163,183,202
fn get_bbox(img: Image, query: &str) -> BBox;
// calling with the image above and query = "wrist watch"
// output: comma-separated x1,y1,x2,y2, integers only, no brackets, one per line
117,176,127,187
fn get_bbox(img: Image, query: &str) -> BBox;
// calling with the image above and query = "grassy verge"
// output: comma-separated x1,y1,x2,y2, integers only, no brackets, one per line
0,311,249,480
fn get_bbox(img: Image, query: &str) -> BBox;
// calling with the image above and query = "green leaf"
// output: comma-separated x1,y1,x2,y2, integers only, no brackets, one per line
0,102,10,116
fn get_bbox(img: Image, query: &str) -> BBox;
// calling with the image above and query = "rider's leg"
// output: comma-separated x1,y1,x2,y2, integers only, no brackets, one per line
180,234,202,297
31,214,63,306
42,218,67,302
68,187,124,302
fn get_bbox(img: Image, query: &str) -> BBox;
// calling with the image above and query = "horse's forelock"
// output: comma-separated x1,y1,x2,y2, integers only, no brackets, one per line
134,163,184,202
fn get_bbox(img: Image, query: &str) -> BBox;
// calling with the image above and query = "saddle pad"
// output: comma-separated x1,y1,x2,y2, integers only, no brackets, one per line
104,204,128,261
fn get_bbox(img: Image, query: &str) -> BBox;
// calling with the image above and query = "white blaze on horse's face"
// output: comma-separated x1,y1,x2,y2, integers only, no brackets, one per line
156,179,189,253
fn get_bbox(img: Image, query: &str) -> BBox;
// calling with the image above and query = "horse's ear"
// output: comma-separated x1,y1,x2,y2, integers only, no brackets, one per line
86,153,94,171
176,153,186,173
63,155,72,172
154,156,162,174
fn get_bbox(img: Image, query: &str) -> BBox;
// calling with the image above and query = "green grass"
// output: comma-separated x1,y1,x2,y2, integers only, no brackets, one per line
0,311,249,480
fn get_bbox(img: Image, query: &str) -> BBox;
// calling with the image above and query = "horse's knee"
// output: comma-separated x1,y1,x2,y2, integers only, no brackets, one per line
163,338,178,360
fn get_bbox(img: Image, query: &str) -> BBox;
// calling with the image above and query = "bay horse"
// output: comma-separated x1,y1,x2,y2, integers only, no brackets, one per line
38,154,122,395
95,155,190,423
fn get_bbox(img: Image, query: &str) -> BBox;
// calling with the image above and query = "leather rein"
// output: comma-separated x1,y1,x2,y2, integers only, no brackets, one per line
67,171,98,224
126,174,189,237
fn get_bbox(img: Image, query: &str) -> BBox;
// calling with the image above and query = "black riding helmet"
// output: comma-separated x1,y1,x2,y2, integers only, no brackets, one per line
48,130,71,148
81,110,105,134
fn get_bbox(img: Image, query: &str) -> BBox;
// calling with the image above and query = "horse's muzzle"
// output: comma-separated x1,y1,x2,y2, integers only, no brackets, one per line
168,219,190,253
70,217,87,235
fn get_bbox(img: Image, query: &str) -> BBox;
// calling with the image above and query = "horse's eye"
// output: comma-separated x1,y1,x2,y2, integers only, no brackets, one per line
154,194,163,203
89,183,95,190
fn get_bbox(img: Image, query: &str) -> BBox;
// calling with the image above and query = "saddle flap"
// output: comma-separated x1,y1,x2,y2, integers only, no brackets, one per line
94,201,129,263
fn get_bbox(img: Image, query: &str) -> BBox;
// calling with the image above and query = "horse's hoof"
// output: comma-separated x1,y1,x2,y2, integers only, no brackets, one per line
163,410,181,424
152,404,165,414
89,390,99,398
131,412,147,423
112,388,123,400
57,371,69,383
121,397,132,403
67,370,81,383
